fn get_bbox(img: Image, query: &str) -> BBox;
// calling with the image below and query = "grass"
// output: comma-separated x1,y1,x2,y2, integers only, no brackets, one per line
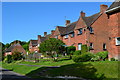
1,59,119,79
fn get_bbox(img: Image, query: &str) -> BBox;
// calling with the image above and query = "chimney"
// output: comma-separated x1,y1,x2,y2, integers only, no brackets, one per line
80,11,85,17
44,32,47,37
38,35,41,40
65,20,70,26
100,4,108,13
51,30,55,35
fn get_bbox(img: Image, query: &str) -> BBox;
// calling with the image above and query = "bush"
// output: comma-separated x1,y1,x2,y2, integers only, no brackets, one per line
72,52,93,62
111,58,115,61
91,54,100,61
12,51,23,61
66,46,76,55
81,45,88,54
74,50,81,55
96,51,108,61
4,55,13,63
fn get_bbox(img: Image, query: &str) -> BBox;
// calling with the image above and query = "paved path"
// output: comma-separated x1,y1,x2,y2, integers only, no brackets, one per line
0,67,41,80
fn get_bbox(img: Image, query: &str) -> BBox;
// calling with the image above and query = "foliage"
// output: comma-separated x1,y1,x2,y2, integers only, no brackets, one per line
66,46,76,55
39,38,65,58
73,50,81,55
72,52,93,62
96,51,108,61
81,45,88,54
4,55,13,63
91,54,100,61
110,58,115,61
12,51,23,61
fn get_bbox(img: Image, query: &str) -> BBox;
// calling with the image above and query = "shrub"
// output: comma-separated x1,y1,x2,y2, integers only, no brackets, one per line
74,50,81,55
91,54,100,61
72,52,93,62
4,55,13,63
12,51,23,61
66,46,76,55
96,51,108,61
81,45,88,54
111,58,115,61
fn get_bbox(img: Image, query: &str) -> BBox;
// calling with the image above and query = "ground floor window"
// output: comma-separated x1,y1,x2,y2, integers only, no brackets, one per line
116,37,120,45
78,43,82,50
90,43,93,49
103,43,106,50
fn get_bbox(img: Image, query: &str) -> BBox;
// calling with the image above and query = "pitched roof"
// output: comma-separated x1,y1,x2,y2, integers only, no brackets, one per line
5,43,21,52
30,40,38,46
107,0,120,10
57,21,77,35
82,12,101,27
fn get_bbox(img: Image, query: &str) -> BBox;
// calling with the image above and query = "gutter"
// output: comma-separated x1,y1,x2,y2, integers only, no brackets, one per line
105,6,120,13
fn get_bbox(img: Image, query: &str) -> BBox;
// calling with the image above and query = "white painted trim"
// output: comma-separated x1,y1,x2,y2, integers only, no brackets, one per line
105,6,120,13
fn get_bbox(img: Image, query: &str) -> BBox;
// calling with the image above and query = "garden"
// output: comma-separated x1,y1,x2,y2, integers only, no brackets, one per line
1,38,119,80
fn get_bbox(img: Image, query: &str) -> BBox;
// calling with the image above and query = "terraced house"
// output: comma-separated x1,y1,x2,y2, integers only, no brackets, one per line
29,1,120,60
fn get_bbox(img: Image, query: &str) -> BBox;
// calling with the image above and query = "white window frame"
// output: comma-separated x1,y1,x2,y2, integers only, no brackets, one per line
78,43,82,50
78,28,82,35
115,37,120,45
90,43,93,49
103,43,106,50
64,34,68,39
71,32,74,37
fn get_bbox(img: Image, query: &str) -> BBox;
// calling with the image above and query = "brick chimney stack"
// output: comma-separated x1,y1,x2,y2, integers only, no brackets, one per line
100,4,108,13
44,32,47,37
65,20,70,26
80,11,85,17
38,35,41,44
51,30,55,35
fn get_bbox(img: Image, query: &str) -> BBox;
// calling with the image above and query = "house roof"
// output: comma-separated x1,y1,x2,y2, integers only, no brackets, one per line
57,21,77,35
107,0,120,10
30,40,38,46
5,43,21,52
82,12,101,27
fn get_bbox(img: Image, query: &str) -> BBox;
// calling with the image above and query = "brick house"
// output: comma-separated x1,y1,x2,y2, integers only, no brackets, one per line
4,43,26,56
50,1,120,59
29,32,51,53
30,1,119,59
105,1,120,59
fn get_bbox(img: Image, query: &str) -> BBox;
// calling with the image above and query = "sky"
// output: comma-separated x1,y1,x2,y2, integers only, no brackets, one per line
2,2,113,44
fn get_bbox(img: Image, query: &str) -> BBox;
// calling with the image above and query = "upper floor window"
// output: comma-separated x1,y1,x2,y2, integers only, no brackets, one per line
89,27,94,33
103,43,106,50
55,36,58,39
64,34,68,39
116,37,120,45
90,43,93,49
71,32,74,37
78,28,82,35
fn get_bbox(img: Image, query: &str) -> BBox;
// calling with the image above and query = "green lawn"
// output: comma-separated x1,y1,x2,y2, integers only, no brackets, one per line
1,60,119,79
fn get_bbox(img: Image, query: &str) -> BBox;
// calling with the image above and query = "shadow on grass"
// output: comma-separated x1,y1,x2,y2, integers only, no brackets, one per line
26,62,106,80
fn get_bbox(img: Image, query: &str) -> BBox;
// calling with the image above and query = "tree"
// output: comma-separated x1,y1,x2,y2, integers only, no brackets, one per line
39,38,65,60
66,46,76,55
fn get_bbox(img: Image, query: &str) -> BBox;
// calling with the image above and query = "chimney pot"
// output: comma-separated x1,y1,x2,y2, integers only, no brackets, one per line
80,11,85,17
44,32,47,37
65,20,70,26
100,4,108,12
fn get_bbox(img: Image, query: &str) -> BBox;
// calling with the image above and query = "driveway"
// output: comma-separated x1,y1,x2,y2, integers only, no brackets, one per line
0,67,40,80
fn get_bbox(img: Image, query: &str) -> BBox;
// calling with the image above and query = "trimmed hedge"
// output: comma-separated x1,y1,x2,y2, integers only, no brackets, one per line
74,50,81,55
81,45,88,54
66,46,76,55
72,52,93,62
96,51,108,61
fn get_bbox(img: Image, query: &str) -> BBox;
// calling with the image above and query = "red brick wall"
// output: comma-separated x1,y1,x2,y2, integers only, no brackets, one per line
90,13,109,53
108,12,120,59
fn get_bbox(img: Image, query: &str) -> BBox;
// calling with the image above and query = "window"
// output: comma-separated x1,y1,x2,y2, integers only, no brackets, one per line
78,43,82,50
89,27,94,33
90,43,93,49
64,34,68,39
78,28,82,35
38,44,40,47
55,36,58,39
116,37,120,45
103,43,106,50
71,32,74,37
